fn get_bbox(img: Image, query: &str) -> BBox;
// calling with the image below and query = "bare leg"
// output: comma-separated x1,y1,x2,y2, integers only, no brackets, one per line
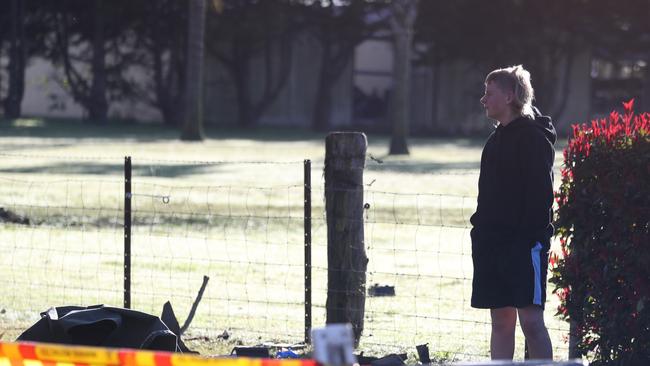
490,307,517,360
518,305,553,359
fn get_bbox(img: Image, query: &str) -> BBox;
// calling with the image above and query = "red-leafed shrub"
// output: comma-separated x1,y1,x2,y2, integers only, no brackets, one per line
550,99,650,365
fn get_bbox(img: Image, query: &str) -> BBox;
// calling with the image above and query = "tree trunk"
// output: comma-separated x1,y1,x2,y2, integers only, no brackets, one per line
150,0,187,128
388,0,418,155
89,0,108,123
4,0,26,119
233,59,254,128
249,31,294,126
324,132,368,348
229,31,293,129
550,46,574,122
391,34,411,152
312,40,333,131
312,76,334,132
170,27,186,128
153,46,172,126
153,43,184,128
55,11,91,114
430,54,441,134
312,40,355,132
180,0,206,141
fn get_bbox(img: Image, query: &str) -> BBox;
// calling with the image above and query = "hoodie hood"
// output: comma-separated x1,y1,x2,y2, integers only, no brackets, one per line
532,106,557,145
495,106,557,145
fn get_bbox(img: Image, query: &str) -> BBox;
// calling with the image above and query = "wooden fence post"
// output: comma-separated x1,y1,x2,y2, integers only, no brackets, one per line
324,132,368,347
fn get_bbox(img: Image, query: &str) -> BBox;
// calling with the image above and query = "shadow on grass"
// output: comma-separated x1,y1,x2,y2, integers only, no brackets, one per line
0,118,327,143
0,161,231,178
0,160,480,177
0,117,492,146
365,160,480,174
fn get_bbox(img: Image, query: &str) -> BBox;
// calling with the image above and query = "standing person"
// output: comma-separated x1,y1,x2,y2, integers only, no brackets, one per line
470,65,556,360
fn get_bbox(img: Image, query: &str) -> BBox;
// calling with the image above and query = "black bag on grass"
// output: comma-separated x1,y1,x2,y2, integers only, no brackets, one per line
17,304,193,352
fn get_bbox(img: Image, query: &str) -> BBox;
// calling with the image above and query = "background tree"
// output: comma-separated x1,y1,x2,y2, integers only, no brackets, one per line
388,0,418,155
130,0,188,128
205,0,300,128
303,0,390,131
3,0,26,118
180,0,207,141
414,0,650,133
0,0,49,119
89,0,107,121
41,0,143,123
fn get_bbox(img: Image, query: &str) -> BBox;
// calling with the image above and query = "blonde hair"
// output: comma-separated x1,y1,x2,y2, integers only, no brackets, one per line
485,65,535,119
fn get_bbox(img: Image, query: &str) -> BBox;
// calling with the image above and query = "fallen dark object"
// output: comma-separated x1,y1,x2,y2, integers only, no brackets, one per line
370,354,407,366
159,302,196,353
368,284,395,297
356,354,380,365
416,343,431,364
356,352,407,366
17,304,193,352
231,346,270,358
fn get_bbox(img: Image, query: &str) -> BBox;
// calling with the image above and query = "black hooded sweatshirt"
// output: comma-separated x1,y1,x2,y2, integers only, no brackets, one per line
470,107,557,248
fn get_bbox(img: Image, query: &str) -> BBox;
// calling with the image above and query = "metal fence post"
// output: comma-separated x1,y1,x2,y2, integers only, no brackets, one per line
124,156,132,309
304,159,312,344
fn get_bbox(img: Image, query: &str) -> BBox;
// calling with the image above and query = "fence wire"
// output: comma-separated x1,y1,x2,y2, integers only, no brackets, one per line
310,185,569,361
0,153,569,361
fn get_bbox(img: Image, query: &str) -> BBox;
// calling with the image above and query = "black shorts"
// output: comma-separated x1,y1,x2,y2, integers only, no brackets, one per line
470,230,550,310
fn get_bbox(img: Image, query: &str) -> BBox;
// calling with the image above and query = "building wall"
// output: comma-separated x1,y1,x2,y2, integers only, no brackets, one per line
17,56,161,122
20,57,85,119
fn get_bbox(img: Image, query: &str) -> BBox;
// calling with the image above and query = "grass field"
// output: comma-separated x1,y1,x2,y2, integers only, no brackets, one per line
0,118,569,362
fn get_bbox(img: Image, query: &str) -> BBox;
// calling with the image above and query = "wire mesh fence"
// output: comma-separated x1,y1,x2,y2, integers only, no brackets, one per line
309,154,569,360
0,153,570,361
0,154,307,345
0,155,125,332
310,187,569,360
127,177,306,342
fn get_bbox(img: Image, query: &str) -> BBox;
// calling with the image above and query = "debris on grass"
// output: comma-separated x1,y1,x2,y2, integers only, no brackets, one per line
0,208,30,225
231,346,270,358
368,284,395,297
